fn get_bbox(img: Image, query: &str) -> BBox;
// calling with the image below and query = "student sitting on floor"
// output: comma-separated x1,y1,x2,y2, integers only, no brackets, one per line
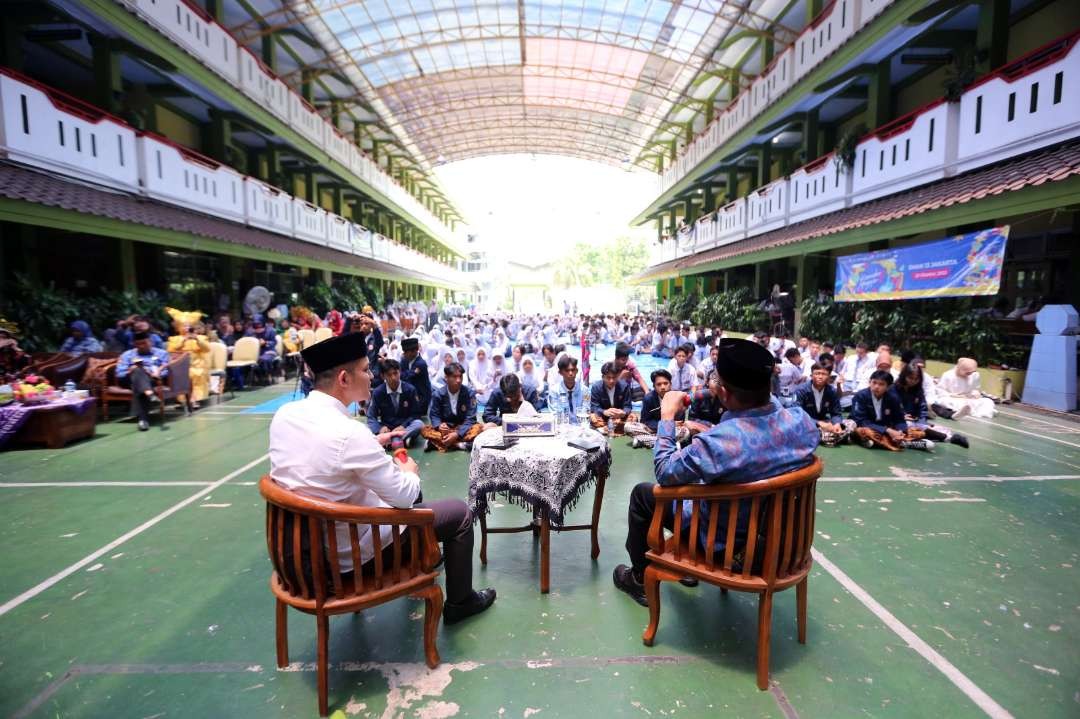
589,361,634,434
777,347,807,404
366,359,425,449
625,369,690,448
891,362,970,449
667,343,701,391
422,362,482,453
851,370,933,452
482,373,541,428
795,363,855,447
614,342,650,403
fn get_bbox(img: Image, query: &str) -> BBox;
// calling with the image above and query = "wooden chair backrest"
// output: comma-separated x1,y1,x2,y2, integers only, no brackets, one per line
298,329,316,348
259,476,441,607
232,336,261,363
313,327,333,343
163,353,191,397
208,342,228,370
648,456,823,588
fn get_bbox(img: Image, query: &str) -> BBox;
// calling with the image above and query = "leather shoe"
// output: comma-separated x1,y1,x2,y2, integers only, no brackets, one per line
613,564,648,607
444,588,496,625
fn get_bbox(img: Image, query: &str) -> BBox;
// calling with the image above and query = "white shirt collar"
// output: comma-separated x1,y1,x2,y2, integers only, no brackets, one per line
308,390,349,417
871,393,883,418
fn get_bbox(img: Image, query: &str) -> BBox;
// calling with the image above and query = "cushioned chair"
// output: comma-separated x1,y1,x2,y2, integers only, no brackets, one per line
207,342,230,401
642,456,823,690
39,355,88,387
313,327,333,343
226,336,258,387
297,329,316,349
259,475,444,717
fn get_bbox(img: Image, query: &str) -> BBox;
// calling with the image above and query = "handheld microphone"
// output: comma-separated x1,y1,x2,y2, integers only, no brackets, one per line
391,435,408,463
682,389,712,407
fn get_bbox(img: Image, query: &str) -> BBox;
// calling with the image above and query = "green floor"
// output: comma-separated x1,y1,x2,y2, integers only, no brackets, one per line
1,387,1078,718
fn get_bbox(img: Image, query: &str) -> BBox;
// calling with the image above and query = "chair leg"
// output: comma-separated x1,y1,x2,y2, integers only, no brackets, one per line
642,566,682,646
420,585,443,669
275,599,289,668
316,613,330,717
756,591,774,690
796,576,808,645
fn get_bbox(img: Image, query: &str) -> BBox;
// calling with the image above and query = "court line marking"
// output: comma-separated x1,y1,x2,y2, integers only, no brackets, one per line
967,416,1080,449
955,428,1080,472
993,407,1080,432
819,475,1080,483
812,549,1014,719
0,453,269,618
0,482,215,487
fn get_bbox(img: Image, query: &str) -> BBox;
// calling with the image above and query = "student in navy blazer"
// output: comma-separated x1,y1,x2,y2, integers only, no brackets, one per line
795,363,856,446
589,361,634,433
851,370,932,451
482,374,542,427
422,362,481,452
400,337,431,417
366,359,424,447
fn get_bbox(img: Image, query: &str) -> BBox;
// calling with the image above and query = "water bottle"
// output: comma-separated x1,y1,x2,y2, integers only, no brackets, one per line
64,380,76,396
575,400,589,429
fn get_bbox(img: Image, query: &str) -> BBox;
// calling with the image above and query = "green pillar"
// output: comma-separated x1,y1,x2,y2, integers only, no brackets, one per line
976,0,1009,73
806,0,823,22
753,263,763,301
866,60,892,130
802,108,820,164
756,144,772,187
667,278,677,298
0,16,24,71
303,169,317,204
207,111,232,164
91,38,121,114
702,184,716,214
726,169,739,201
722,270,730,293
119,239,137,293
794,254,807,334
261,34,277,73
330,187,343,216
668,207,677,234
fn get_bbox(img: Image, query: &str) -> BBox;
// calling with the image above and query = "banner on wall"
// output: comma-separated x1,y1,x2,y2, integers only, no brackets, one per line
834,226,1009,302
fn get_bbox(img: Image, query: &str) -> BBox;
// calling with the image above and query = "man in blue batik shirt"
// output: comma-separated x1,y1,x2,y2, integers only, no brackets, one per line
115,331,171,431
614,338,819,606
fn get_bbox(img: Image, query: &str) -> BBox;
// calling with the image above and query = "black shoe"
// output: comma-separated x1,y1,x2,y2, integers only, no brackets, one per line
444,588,496,625
679,577,699,587
423,439,436,452
950,433,970,449
612,564,648,607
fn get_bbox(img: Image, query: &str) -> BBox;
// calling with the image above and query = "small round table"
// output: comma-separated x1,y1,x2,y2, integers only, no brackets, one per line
468,426,612,593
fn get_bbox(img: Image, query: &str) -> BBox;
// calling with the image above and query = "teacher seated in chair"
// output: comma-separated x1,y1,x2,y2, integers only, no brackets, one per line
268,333,495,624
613,338,819,607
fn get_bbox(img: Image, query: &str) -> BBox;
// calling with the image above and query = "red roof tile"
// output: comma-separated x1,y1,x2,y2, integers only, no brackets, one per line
0,163,459,286
641,141,1080,279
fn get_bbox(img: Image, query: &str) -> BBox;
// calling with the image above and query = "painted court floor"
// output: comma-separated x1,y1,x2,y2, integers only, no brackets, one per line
1,384,1078,719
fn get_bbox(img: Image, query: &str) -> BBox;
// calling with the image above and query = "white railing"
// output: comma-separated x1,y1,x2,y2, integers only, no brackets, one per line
137,133,245,221
114,0,462,247
641,29,1080,275
788,153,850,222
0,67,464,287
956,31,1080,172
695,212,719,250
0,69,139,191
243,178,292,235
238,47,288,123
655,0,896,195
716,198,748,246
793,0,859,80
851,101,957,202
746,177,790,234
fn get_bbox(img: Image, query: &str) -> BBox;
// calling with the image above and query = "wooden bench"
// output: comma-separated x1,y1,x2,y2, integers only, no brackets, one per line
642,456,823,690
259,476,444,717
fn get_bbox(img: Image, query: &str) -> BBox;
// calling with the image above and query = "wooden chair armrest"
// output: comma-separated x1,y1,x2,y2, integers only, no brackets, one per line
259,476,435,526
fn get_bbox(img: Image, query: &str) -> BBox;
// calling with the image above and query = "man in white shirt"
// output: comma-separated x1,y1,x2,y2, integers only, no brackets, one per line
269,333,495,624
666,344,701,391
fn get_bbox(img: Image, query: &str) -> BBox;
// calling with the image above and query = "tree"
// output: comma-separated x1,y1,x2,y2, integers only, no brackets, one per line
553,236,648,288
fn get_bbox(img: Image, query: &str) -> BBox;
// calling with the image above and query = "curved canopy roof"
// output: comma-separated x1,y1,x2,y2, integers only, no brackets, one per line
282,0,796,168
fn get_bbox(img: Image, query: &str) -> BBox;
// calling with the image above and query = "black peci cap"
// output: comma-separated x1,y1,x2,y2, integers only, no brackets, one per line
715,338,776,392
301,332,368,374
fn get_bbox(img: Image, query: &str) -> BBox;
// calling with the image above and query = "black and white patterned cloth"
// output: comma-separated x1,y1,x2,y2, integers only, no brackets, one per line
468,426,612,525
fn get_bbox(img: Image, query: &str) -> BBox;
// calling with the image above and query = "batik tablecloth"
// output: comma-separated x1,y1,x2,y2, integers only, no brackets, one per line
0,396,97,449
468,426,612,525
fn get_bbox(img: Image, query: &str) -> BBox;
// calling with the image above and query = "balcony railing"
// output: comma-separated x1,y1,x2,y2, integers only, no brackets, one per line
0,67,469,289
645,30,1080,272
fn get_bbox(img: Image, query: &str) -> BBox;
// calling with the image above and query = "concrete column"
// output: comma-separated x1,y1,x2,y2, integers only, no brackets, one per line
802,109,820,163
91,38,121,114
756,144,772,186
866,60,892,130
794,254,807,334
207,111,232,165
976,0,1009,74
119,239,137,293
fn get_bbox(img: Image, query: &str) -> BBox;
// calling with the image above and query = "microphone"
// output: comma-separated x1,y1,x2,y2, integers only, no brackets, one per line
682,389,712,407
391,435,408,463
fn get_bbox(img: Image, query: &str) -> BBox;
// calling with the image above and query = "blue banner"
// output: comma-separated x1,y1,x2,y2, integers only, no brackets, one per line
834,227,1009,302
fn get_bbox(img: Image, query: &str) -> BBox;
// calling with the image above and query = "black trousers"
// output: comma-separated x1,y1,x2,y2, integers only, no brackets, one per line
626,482,674,576
351,497,475,605
119,367,154,423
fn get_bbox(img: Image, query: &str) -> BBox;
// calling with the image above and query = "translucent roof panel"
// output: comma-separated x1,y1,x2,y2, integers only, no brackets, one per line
299,0,783,166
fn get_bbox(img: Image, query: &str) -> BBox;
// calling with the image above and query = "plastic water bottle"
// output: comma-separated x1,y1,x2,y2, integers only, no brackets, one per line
575,401,589,429
64,380,76,396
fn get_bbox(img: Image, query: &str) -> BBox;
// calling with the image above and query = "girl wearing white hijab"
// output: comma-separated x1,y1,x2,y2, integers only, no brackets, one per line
433,351,455,388
470,347,495,402
491,329,510,358
455,348,473,386
490,353,507,388
519,355,545,391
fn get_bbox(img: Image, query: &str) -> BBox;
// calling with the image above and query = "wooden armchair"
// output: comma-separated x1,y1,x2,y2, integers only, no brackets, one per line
642,456,823,690
100,353,192,423
259,476,444,717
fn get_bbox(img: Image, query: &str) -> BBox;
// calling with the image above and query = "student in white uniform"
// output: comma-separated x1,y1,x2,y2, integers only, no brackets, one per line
268,333,495,624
